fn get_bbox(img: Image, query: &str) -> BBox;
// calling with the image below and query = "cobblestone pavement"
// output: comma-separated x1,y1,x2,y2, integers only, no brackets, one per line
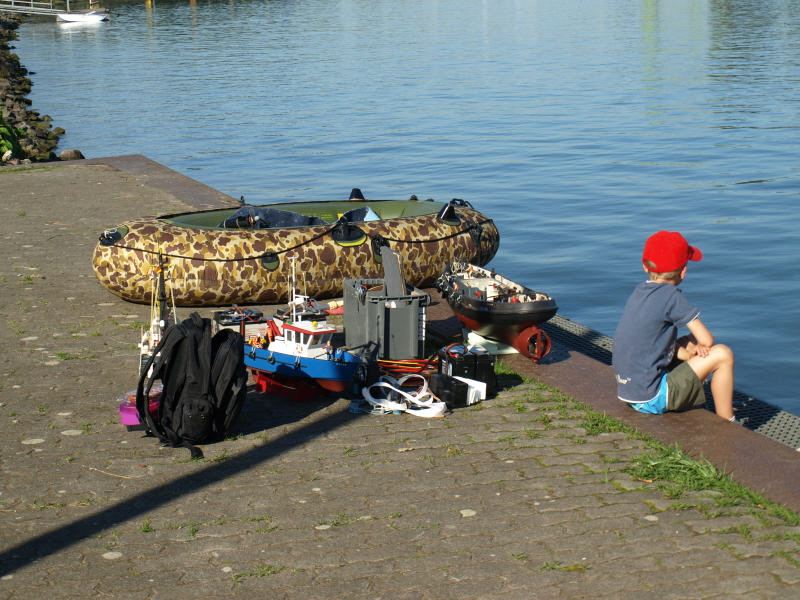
1,160,798,599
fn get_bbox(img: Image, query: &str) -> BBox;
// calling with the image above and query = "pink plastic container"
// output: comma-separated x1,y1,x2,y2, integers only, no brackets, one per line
117,385,161,429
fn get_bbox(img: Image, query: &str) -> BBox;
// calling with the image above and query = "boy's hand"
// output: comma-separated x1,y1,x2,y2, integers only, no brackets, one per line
689,342,711,358
676,335,710,359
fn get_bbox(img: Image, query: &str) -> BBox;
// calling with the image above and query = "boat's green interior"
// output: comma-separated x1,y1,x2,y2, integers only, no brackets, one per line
162,199,445,229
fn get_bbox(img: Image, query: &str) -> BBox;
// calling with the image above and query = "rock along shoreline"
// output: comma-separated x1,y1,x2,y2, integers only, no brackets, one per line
1,13,82,165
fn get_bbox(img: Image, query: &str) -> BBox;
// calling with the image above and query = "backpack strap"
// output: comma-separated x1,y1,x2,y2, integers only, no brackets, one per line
195,312,213,400
179,313,213,458
210,328,248,437
135,323,186,443
164,313,212,458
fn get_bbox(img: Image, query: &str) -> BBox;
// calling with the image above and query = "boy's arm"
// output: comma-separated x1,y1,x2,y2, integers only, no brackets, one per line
678,317,715,359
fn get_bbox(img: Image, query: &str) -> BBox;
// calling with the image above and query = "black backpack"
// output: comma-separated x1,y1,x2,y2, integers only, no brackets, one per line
136,312,247,458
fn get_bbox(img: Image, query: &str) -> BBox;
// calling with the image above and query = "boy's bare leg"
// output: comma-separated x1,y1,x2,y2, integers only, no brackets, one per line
686,345,735,420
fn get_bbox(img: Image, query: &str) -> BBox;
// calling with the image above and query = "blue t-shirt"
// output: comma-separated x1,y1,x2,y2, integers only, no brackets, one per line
612,281,700,403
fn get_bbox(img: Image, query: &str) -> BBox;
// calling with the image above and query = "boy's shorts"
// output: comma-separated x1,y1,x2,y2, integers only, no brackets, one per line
666,361,707,411
630,362,706,415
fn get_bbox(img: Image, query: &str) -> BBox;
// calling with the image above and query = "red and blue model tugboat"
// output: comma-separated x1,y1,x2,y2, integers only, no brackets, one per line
436,262,558,362
243,260,364,399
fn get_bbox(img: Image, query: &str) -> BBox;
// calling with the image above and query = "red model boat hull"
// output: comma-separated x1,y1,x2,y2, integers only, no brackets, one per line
437,262,558,362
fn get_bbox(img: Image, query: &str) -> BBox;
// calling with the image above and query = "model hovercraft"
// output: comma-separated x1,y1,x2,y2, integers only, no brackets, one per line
436,262,558,362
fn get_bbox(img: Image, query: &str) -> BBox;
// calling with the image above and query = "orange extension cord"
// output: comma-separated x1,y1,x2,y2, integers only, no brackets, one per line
377,356,440,377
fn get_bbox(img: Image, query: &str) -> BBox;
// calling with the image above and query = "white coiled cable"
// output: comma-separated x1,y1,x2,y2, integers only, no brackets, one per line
361,374,447,418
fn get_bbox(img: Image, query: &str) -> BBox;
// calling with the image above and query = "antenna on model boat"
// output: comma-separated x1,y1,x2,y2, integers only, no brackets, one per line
154,254,178,332
139,254,178,376
157,254,170,330
290,256,298,323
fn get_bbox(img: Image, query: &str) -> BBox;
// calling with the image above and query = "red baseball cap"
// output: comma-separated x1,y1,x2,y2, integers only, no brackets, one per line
642,231,703,273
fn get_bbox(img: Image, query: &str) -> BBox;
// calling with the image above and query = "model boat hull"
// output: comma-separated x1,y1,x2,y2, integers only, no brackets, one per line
244,345,361,392
93,197,499,306
437,262,558,361
244,346,361,393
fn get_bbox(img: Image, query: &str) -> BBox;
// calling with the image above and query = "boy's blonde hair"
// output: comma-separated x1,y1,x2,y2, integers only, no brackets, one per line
644,260,683,284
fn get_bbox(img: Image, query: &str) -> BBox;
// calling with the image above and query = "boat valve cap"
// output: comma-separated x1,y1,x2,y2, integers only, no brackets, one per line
260,252,280,271
98,228,125,246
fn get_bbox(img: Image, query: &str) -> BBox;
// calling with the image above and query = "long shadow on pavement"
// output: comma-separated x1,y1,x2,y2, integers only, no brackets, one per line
0,393,361,577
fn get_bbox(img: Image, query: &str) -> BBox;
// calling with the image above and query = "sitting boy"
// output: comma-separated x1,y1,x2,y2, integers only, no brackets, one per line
612,231,736,421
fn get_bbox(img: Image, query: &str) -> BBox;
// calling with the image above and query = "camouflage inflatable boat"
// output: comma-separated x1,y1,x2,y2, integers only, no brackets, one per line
92,192,500,307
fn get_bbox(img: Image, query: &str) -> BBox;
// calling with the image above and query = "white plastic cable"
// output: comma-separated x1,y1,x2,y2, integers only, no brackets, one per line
361,374,447,418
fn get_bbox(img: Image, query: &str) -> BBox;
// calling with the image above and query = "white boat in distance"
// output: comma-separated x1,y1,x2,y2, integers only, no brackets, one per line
56,9,109,23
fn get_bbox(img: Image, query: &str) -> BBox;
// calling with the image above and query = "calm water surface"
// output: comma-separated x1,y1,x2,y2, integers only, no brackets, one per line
15,0,800,413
